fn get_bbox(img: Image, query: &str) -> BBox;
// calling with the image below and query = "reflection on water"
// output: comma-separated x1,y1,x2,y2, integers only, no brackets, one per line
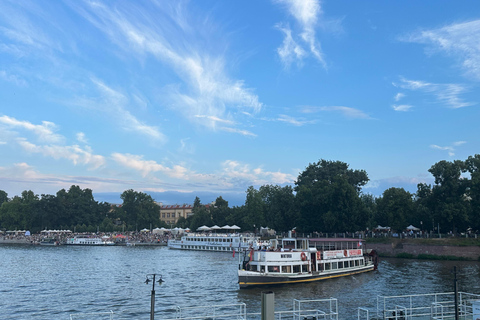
0,245,479,319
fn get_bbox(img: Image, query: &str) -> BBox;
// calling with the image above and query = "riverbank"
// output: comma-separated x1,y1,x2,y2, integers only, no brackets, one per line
366,237,480,260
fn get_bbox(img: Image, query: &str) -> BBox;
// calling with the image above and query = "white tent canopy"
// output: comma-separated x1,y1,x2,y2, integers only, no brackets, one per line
197,225,211,231
406,225,420,231
221,225,231,229
230,225,241,230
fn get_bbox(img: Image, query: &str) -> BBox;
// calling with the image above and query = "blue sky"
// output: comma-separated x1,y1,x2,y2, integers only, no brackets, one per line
1,0,479,206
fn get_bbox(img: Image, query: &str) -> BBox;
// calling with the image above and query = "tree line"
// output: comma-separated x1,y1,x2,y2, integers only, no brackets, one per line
1,155,480,235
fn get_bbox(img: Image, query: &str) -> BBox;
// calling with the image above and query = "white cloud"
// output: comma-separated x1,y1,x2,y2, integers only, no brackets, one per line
276,114,315,126
84,79,166,143
0,70,27,86
276,24,306,68
301,106,371,119
76,132,88,144
395,77,474,109
71,1,262,133
402,19,480,80
16,138,105,169
275,0,326,68
394,93,405,101
0,115,64,143
221,160,295,185
430,141,466,157
392,104,413,112
111,153,190,178
219,127,257,137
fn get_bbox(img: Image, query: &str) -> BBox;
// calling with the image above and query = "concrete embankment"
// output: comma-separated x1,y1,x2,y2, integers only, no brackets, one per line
366,239,480,260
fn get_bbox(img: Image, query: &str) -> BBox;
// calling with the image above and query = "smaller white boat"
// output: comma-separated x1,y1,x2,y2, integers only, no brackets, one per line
65,236,115,246
168,233,263,252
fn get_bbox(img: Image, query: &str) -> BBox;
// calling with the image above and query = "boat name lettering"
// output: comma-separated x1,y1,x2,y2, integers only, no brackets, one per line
280,254,292,258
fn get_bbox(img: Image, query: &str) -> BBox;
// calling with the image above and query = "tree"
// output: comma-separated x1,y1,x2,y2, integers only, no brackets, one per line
244,186,264,231
428,160,469,233
259,185,297,232
210,196,230,226
121,189,160,231
295,160,369,233
0,190,9,204
376,187,414,232
465,154,480,231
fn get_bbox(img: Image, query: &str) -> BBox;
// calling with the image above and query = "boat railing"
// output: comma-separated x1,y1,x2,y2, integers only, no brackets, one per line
171,302,247,320
367,291,480,320
293,298,338,320
246,309,328,320
69,310,115,320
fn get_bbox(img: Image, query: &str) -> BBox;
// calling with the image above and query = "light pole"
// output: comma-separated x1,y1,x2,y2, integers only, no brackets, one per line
145,273,163,320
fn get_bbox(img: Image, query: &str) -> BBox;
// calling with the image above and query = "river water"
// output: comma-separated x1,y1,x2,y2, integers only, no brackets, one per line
1,245,479,320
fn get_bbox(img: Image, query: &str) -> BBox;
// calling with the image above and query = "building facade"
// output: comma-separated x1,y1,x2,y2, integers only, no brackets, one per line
158,204,193,226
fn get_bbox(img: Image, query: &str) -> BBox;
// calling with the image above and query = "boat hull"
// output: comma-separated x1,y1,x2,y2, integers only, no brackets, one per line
238,264,375,288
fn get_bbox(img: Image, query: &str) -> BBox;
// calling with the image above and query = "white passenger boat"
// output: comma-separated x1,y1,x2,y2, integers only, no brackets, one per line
65,236,115,246
167,233,264,253
238,236,378,288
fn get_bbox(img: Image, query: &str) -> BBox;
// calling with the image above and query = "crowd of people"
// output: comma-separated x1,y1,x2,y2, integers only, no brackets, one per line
0,230,173,245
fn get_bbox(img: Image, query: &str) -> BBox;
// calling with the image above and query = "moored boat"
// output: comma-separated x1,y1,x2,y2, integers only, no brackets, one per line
238,236,378,288
39,237,60,246
167,233,265,253
64,236,115,246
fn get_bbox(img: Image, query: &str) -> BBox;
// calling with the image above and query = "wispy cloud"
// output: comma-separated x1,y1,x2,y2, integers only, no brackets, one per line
221,160,295,185
301,106,371,119
394,77,474,109
430,141,466,157
392,104,413,112
74,79,166,143
17,138,105,169
0,70,27,86
111,153,190,179
0,115,64,143
71,1,262,134
219,127,257,137
274,0,326,68
394,93,405,102
276,114,316,126
402,19,480,80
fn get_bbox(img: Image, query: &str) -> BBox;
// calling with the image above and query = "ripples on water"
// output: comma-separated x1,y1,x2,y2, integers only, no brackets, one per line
1,245,479,319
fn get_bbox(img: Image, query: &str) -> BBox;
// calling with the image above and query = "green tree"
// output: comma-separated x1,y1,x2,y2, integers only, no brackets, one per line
120,189,160,231
428,160,469,233
210,196,230,226
376,187,414,232
295,160,369,233
189,197,212,231
0,190,8,204
259,185,297,232
244,186,264,231
465,154,480,231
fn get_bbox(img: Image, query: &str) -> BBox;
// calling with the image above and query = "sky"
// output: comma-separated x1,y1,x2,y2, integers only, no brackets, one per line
1,0,479,206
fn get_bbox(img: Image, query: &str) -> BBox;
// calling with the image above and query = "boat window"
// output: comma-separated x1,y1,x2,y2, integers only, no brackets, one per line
293,265,301,273
350,260,354,268
360,260,364,265
332,262,338,270
268,266,280,273
324,263,331,270
338,261,344,269
282,266,291,273
302,265,308,272
355,260,359,267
